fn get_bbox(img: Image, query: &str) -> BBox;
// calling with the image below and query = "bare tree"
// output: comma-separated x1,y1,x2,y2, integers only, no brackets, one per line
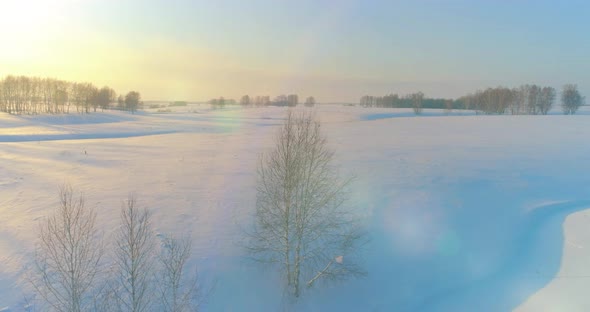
444,99,453,114
304,96,316,107
287,94,299,107
562,84,585,115
113,195,156,312
460,94,472,111
525,84,540,114
539,86,556,115
246,110,366,299
97,87,116,111
240,95,251,107
31,184,103,312
125,91,141,114
511,86,526,115
410,92,424,115
117,95,125,110
158,235,203,312
272,95,289,107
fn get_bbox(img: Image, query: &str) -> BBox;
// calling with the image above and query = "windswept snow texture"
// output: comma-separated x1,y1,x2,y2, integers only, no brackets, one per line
1,105,590,311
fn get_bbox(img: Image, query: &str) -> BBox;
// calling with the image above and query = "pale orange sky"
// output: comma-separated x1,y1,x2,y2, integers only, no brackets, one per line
1,0,588,102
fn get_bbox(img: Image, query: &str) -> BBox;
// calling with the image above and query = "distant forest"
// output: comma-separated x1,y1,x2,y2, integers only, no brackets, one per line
360,84,586,115
210,94,316,108
0,75,142,114
0,75,585,116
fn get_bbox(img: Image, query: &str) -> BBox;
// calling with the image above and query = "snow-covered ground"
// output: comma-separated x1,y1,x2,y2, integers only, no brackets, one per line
1,105,590,311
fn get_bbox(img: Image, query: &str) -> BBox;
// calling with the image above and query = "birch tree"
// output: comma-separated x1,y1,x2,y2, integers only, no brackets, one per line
410,92,424,115
157,235,203,312
31,184,103,312
539,86,556,115
113,195,156,312
562,84,584,115
246,110,366,299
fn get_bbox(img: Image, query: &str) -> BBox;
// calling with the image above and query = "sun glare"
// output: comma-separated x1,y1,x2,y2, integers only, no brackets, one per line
0,0,73,39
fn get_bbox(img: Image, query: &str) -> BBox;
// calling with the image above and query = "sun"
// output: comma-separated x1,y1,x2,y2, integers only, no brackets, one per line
1,1,48,31
0,0,81,68
0,0,75,40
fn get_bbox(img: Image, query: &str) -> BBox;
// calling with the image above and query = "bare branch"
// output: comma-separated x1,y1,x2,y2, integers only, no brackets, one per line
30,183,103,312
112,194,156,312
245,110,367,299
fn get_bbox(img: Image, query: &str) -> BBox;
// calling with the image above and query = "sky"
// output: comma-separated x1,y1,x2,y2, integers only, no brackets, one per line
0,0,588,102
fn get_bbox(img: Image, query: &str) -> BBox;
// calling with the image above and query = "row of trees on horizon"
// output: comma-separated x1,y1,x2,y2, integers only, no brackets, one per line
0,75,143,114
360,84,586,115
1,75,585,116
210,94,317,108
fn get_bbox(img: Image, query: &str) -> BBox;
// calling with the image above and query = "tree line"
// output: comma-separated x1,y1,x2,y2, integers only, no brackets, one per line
209,94,316,108
360,84,585,115
360,92,447,114
0,75,143,114
459,85,555,115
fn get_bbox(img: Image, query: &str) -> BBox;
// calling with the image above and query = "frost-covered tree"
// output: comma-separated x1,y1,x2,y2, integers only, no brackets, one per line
97,87,116,111
246,110,366,299
31,184,103,312
240,95,251,107
562,84,584,115
125,91,141,114
410,92,424,115
113,195,156,312
304,96,316,107
158,235,203,312
538,86,556,115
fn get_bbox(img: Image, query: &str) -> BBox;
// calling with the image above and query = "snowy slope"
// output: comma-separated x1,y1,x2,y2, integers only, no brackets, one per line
1,106,590,311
